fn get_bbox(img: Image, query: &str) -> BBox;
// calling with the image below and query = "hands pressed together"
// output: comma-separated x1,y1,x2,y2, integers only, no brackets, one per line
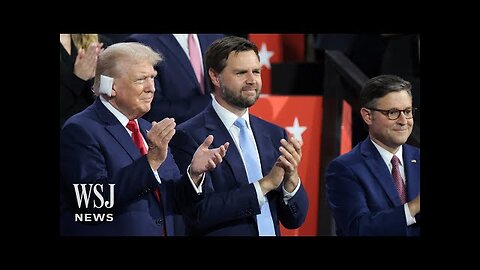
146,118,176,170
260,135,302,195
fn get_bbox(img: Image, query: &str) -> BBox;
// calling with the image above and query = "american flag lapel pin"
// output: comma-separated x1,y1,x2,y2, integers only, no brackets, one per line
411,160,417,163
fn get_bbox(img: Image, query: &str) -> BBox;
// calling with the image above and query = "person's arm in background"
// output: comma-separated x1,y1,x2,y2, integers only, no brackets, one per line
60,42,103,127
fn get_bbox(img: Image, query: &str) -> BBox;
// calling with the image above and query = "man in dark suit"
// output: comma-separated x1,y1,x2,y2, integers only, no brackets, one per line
170,36,309,236
126,34,225,124
60,42,228,236
326,74,420,236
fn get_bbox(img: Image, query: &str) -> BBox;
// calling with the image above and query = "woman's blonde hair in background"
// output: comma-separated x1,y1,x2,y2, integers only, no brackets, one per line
72,34,99,50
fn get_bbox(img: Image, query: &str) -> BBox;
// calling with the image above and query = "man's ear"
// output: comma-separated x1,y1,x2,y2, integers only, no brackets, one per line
99,75,113,97
360,108,373,125
110,83,117,97
208,68,220,88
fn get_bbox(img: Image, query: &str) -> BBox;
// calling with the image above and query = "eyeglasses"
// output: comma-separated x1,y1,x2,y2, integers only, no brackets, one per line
367,107,417,120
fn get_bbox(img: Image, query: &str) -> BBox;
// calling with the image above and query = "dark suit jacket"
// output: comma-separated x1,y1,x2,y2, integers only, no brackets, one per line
60,98,196,236
170,104,309,236
326,137,420,236
126,34,225,124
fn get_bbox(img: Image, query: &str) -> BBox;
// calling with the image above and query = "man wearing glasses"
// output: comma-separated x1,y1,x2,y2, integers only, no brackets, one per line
326,74,420,236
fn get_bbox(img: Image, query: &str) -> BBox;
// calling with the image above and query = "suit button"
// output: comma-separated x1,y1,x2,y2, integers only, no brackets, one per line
155,218,163,225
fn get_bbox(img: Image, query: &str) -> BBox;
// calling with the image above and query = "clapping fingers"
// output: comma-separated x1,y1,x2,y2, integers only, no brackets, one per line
209,141,230,168
147,118,176,149
277,155,293,172
82,43,101,69
279,136,302,173
85,43,98,58
199,135,217,171
191,135,229,174
74,47,97,81
95,43,105,55
278,136,302,190
288,135,302,155
203,137,229,170
216,142,230,160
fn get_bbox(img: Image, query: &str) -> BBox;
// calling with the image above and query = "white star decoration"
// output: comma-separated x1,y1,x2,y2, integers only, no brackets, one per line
286,117,307,144
258,43,274,69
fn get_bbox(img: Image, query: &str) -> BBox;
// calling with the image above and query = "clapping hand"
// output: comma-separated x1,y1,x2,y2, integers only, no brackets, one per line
189,135,229,185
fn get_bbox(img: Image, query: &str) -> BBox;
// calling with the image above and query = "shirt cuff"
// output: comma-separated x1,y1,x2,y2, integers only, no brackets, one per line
152,167,161,184
282,177,301,204
404,203,417,226
187,164,205,194
253,181,266,207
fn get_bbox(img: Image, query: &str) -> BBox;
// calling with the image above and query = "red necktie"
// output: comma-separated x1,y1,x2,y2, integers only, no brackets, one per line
126,120,147,156
188,34,205,94
126,119,167,235
391,155,407,204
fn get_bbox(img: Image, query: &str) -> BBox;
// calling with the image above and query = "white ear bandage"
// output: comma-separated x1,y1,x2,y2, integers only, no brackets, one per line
99,75,114,97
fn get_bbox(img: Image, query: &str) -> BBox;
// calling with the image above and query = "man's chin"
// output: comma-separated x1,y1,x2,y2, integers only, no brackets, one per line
140,105,151,115
244,101,255,108
245,96,258,107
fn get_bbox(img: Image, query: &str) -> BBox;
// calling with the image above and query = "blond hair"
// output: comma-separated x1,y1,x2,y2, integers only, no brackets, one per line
71,34,99,50
92,42,162,95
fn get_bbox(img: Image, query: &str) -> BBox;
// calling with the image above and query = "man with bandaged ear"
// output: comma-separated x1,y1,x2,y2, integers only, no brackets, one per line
60,42,229,236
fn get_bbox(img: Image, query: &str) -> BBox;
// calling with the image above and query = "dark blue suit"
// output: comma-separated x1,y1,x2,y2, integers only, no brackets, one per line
60,98,196,236
126,34,225,124
326,137,420,236
170,104,309,236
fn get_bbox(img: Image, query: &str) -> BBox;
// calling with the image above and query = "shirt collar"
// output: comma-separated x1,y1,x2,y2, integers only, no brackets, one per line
370,138,403,167
211,96,251,130
100,95,132,127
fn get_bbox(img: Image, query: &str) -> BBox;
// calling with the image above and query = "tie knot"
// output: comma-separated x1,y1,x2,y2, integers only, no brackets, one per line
391,155,401,167
126,120,139,133
234,118,248,129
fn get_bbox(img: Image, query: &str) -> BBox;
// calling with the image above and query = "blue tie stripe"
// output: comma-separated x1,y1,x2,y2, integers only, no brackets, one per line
234,118,276,236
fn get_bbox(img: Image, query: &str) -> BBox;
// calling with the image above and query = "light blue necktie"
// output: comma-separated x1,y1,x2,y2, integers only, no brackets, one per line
234,118,276,236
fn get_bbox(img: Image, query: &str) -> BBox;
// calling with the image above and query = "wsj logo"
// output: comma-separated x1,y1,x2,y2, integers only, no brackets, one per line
73,184,115,222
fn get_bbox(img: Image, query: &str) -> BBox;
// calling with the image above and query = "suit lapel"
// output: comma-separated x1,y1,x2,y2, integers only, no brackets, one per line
93,99,143,161
204,106,249,186
361,138,402,206
197,35,210,54
250,117,276,177
156,35,199,87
